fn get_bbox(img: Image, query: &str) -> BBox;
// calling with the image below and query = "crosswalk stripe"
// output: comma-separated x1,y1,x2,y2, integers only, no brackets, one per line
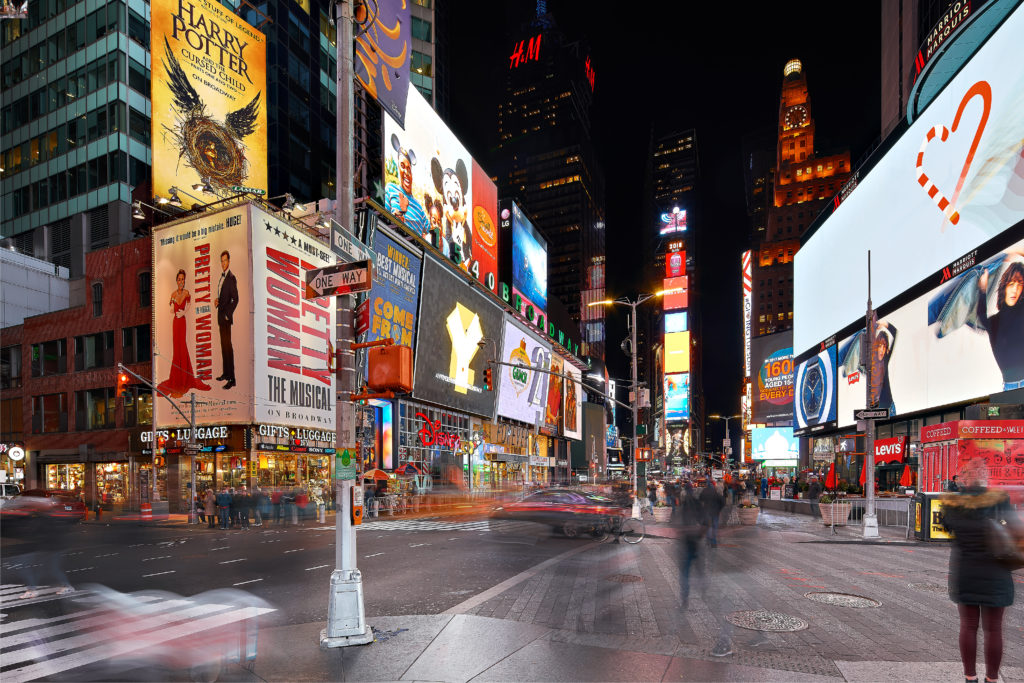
0,595,161,633
0,598,191,648
0,587,65,605
4,605,275,683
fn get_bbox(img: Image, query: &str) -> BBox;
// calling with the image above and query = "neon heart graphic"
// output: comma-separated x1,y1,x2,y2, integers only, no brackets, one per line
915,81,991,227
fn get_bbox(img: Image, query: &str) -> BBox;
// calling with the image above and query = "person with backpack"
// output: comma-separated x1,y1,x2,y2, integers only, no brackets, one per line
940,460,1022,683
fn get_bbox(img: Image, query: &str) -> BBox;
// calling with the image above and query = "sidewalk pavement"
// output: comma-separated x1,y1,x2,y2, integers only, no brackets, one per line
219,506,1024,682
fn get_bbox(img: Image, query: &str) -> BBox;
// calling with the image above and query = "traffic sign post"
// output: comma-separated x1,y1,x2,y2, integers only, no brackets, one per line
304,260,372,299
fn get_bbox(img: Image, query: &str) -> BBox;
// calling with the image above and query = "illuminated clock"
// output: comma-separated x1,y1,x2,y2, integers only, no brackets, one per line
800,356,825,424
784,105,809,128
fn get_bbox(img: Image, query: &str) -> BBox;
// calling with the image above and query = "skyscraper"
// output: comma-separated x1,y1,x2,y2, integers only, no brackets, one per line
491,7,606,359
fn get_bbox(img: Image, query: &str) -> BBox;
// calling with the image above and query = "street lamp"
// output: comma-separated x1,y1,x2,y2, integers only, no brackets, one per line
588,291,667,495
708,413,740,467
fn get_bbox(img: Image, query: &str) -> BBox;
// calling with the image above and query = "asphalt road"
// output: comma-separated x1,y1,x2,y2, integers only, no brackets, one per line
1,514,582,626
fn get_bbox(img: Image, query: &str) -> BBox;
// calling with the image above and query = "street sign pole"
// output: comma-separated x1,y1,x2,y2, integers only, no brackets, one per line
863,251,880,539
321,0,372,648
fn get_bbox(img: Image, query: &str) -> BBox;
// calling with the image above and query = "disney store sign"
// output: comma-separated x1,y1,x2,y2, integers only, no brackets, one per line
416,412,461,451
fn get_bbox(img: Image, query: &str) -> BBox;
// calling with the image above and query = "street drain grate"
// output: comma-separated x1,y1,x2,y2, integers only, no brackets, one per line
908,582,947,594
804,592,881,608
606,573,644,583
726,610,808,632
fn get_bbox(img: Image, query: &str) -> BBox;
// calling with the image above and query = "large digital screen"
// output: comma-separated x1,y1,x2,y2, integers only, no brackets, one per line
795,5,1024,352
545,354,564,435
665,372,689,423
663,276,688,310
150,0,267,201
563,362,582,441
664,332,690,374
660,209,687,235
495,318,552,425
751,427,798,461
665,312,688,333
510,202,548,319
412,256,504,417
383,88,497,291
364,228,422,348
666,249,686,278
794,344,838,434
751,331,794,426
836,229,1024,426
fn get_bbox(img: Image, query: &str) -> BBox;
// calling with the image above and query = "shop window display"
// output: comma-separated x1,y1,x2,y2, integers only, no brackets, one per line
95,462,127,507
255,453,297,488
217,454,250,489
46,463,84,493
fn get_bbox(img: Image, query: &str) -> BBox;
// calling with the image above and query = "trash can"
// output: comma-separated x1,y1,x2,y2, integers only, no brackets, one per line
913,492,953,542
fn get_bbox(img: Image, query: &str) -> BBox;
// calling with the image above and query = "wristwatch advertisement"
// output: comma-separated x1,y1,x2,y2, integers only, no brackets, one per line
794,346,837,432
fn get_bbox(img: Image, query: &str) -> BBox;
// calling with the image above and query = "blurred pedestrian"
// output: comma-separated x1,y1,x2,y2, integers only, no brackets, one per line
195,492,206,525
216,487,231,529
940,460,1022,683
230,487,241,528
16,513,75,599
272,487,283,524
204,488,216,529
949,475,960,492
677,481,707,609
238,487,251,529
701,478,725,547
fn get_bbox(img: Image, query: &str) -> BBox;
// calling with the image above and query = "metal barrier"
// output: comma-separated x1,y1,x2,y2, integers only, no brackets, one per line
844,497,913,528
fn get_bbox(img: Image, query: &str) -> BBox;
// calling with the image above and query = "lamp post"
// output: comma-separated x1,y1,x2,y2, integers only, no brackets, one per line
708,414,740,469
588,292,664,495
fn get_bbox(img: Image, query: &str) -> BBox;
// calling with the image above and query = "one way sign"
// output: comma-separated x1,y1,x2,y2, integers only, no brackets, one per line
304,260,373,299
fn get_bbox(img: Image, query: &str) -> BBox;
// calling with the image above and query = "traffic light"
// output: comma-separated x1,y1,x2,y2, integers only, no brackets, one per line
484,367,493,391
156,435,167,451
116,371,130,399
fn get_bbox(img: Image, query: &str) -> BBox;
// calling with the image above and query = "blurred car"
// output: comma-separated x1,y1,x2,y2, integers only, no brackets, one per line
0,488,87,522
0,482,21,506
490,488,624,537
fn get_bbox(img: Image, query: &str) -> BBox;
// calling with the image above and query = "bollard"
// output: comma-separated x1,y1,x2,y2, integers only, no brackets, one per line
319,504,326,524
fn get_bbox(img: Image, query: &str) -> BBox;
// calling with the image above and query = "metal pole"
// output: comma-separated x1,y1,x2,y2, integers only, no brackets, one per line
863,250,879,538
630,301,638,496
189,393,197,525
322,0,372,647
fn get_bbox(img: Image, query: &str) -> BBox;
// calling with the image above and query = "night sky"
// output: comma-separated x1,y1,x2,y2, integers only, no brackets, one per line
447,2,883,436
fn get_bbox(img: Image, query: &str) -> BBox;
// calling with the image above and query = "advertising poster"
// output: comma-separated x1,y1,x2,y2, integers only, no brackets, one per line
353,0,411,126
665,311,687,333
153,207,252,426
413,256,503,417
511,202,548,319
383,88,496,290
496,318,552,425
471,161,500,293
664,331,690,374
664,372,689,422
545,355,564,435
252,207,336,429
751,331,795,426
663,276,688,310
794,344,837,433
665,249,686,278
751,427,799,463
365,228,422,348
150,0,267,200
743,249,753,378
563,363,582,441
836,230,1024,426
794,5,1024,351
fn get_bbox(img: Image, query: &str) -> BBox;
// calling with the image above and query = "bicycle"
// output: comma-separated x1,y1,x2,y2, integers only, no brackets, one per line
593,511,645,544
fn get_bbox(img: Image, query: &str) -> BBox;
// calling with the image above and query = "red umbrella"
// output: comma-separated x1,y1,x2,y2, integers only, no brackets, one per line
825,463,836,490
859,460,866,486
899,464,913,487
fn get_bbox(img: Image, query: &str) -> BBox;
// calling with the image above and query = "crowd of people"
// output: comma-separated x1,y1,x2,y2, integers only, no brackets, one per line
194,485,329,529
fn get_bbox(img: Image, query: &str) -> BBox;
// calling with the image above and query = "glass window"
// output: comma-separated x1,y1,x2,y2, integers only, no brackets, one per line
128,8,148,47
121,324,150,364
0,346,22,389
128,107,150,144
138,272,151,307
92,282,103,316
0,396,22,434
31,339,67,376
411,16,431,42
76,387,116,430
411,50,432,77
75,331,115,370
124,385,152,427
33,392,67,432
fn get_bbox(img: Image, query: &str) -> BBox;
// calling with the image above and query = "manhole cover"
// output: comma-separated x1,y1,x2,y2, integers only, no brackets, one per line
908,582,947,594
804,592,880,608
606,573,644,583
726,610,808,632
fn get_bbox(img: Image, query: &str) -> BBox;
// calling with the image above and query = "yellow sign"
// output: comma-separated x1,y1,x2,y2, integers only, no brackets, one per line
914,502,921,533
249,460,258,477
929,499,953,540
151,0,268,202
665,331,691,373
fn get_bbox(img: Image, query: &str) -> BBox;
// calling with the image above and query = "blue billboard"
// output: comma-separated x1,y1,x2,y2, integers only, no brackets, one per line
511,203,548,319
664,372,689,422
366,229,422,347
751,427,798,462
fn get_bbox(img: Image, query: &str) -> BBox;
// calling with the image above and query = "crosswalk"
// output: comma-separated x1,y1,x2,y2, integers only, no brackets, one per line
0,584,275,682
303,518,546,533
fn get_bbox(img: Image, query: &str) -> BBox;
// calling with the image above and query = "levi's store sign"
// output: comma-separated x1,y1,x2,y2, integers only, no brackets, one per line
874,436,907,462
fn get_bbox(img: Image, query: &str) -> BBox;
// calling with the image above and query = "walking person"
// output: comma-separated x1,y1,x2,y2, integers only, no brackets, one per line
204,488,216,529
272,488,283,524
239,487,252,529
216,487,231,529
229,487,240,528
677,481,707,609
701,478,725,547
940,460,1022,683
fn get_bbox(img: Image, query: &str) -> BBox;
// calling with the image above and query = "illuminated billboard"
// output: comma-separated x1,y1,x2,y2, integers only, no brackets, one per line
751,332,794,426
794,5,1024,352
665,373,689,423
510,202,548,319
151,0,267,200
794,343,837,435
665,312,688,333
663,276,688,310
495,317,552,425
364,228,422,348
665,249,686,278
563,362,582,441
660,209,687,235
353,0,411,126
545,354,564,435
413,256,504,417
383,88,498,291
664,331,690,374
751,427,798,462
836,229,1024,426
743,250,752,378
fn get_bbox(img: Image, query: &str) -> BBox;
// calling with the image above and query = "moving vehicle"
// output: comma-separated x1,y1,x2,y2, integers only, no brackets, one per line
0,488,87,522
0,482,21,505
490,488,642,541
